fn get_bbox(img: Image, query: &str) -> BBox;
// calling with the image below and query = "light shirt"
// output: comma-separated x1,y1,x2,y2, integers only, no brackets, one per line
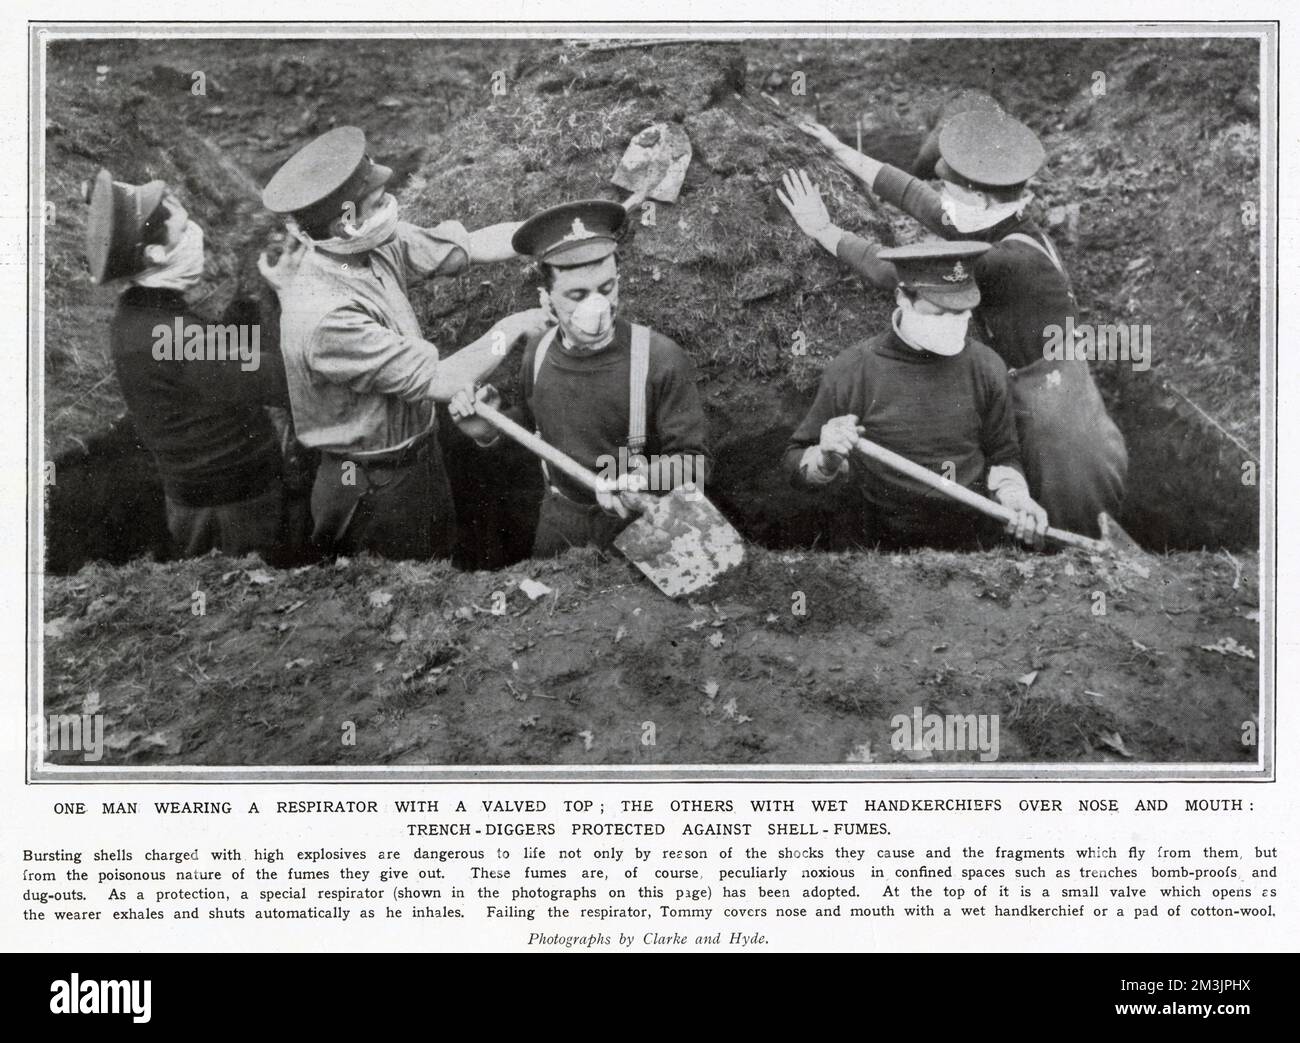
278,220,470,456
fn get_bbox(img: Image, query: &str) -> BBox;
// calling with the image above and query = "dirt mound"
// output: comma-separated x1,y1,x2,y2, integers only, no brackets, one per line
42,546,1259,766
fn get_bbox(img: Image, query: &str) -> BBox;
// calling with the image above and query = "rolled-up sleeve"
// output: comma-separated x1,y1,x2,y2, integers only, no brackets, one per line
394,220,472,280
307,305,441,403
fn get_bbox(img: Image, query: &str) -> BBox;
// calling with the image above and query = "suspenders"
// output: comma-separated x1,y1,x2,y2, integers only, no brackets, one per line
626,324,650,456
531,323,652,489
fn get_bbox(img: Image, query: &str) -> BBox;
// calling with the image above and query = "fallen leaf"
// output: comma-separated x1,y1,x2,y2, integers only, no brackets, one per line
686,618,707,631
518,578,553,600
932,643,949,653
708,632,725,649
453,606,475,621
1244,609,1260,622
368,590,393,608
386,625,408,646
614,625,627,644
245,569,275,585
284,658,313,671
519,715,540,729
1199,637,1255,660
765,613,778,623
845,741,874,764
1097,731,1133,758
578,729,595,751
373,662,385,673
1017,670,1039,688
702,680,719,699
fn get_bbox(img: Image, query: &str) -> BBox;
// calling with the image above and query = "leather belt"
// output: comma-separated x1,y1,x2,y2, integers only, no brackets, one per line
327,430,433,471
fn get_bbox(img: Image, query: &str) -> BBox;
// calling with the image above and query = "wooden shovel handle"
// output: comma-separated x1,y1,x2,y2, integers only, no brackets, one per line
475,402,602,494
852,437,1103,552
476,402,659,514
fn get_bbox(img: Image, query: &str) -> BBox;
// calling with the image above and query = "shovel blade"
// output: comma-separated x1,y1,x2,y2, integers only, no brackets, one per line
1098,512,1151,577
613,487,744,597
611,123,692,203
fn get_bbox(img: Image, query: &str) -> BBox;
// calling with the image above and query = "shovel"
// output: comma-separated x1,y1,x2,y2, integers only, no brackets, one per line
611,122,692,206
475,402,745,597
852,436,1151,575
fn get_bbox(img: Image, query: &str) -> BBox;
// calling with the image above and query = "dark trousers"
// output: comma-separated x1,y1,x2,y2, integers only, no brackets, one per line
310,442,455,560
531,488,632,558
165,479,283,559
1010,359,1128,537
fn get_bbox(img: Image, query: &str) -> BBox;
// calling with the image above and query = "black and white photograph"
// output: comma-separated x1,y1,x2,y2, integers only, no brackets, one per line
32,22,1271,775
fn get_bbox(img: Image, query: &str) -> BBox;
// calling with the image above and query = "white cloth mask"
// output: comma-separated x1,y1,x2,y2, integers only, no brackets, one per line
894,304,970,357
303,193,400,255
940,188,1031,234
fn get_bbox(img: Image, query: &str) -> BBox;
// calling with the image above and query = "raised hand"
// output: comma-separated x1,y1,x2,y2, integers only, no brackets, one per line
777,169,833,238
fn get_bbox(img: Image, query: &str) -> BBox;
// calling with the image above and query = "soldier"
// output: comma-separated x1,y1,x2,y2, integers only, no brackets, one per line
786,108,1127,536
262,126,548,560
86,169,289,560
784,241,1047,550
450,200,710,557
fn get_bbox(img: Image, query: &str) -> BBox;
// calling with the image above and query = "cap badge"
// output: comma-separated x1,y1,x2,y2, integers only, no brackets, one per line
562,217,595,243
943,261,968,283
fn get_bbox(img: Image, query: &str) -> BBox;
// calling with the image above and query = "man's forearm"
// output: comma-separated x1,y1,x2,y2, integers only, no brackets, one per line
827,140,884,192
427,331,510,401
812,224,844,255
468,221,524,264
